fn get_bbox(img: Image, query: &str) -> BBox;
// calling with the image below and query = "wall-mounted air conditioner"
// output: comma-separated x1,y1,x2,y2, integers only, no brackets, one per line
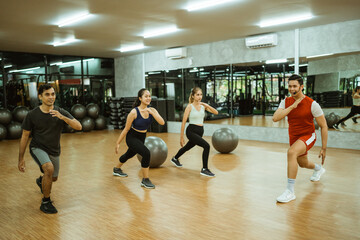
165,47,187,59
245,33,278,49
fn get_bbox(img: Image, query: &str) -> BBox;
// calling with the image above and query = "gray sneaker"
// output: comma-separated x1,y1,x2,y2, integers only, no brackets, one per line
141,178,155,189
113,167,128,177
200,168,215,177
333,123,339,130
171,157,183,167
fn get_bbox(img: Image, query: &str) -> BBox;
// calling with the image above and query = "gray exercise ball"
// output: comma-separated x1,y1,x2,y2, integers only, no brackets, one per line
81,117,95,132
212,128,238,153
137,136,168,168
0,124,7,140
86,103,100,119
63,124,75,133
71,104,87,119
94,115,107,130
7,122,22,139
13,106,29,123
0,109,12,125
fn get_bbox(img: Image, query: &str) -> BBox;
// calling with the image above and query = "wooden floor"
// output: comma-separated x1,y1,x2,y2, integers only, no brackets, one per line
1,130,359,240
205,115,360,132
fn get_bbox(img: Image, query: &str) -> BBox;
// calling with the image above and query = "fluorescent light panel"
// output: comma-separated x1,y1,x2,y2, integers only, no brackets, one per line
186,0,234,11
9,67,40,73
265,59,288,64
4,64,12,68
53,39,78,47
289,63,308,67
120,44,145,52
58,13,92,27
306,53,333,59
143,27,178,38
259,14,313,28
50,58,94,66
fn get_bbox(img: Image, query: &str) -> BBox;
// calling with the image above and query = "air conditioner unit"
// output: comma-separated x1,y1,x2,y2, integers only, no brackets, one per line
165,47,187,59
245,34,278,49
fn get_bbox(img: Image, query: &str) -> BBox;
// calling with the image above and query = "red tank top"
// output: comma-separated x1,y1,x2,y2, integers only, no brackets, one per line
285,96,315,138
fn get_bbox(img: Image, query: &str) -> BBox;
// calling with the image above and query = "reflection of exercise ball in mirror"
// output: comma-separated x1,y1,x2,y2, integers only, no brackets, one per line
211,153,240,172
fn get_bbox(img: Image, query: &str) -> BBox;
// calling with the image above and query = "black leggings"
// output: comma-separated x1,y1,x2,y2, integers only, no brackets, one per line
174,124,210,169
119,128,150,168
336,106,360,124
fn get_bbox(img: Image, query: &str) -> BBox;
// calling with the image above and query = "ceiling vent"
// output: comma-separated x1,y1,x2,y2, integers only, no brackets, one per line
245,33,278,49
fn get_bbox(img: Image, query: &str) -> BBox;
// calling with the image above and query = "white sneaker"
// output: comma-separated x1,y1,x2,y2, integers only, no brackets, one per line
276,189,296,203
310,167,326,181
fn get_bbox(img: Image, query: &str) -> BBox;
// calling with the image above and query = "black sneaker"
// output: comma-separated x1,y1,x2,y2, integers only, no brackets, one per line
171,157,183,168
113,167,128,177
40,200,58,214
36,176,43,193
141,178,155,189
200,168,215,177
333,123,339,130
352,117,358,123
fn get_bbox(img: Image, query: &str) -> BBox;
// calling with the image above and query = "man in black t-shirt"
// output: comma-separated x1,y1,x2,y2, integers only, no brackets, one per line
18,84,82,214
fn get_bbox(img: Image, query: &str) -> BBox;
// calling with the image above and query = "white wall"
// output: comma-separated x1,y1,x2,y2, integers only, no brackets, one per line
115,19,360,97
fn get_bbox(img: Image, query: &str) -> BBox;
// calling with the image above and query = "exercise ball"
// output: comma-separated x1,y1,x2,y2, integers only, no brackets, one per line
0,124,7,140
71,104,86,119
95,115,107,130
13,106,29,123
63,124,75,133
86,103,100,119
325,113,337,128
0,109,12,125
137,136,168,168
7,122,22,139
81,117,95,132
212,128,238,153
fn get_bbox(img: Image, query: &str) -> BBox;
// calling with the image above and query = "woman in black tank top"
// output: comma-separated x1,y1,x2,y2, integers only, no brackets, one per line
113,89,165,189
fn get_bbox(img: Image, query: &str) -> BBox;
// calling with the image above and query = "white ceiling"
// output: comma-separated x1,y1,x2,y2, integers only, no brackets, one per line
0,0,359,58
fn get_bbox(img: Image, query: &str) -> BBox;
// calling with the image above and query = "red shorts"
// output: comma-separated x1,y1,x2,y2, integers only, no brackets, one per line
290,132,316,157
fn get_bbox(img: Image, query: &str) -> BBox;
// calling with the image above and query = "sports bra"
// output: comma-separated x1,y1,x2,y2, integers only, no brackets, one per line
132,107,153,130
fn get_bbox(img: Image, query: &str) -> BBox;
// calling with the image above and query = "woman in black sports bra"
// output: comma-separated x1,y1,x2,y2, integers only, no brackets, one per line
113,88,165,189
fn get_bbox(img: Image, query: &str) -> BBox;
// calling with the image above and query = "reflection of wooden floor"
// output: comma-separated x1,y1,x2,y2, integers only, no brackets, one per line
1,130,359,239
205,115,360,132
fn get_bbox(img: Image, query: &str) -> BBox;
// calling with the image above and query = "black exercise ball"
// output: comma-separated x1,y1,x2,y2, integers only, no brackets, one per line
81,117,95,132
0,124,7,140
13,106,29,123
0,109,12,125
95,115,107,130
325,113,337,128
63,124,75,133
71,104,87,119
86,103,100,119
7,122,22,139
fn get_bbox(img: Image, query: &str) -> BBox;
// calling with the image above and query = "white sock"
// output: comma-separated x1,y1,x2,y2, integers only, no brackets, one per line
287,178,295,193
314,163,321,171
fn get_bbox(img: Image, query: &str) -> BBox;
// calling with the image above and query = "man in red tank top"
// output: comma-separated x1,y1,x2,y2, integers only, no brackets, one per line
272,74,328,203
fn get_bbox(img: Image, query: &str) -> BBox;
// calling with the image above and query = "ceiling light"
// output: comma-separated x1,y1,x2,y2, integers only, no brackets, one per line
53,39,79,47
51,58,94,66
143,27,178,38
9,67,40,73
265,59,288,64
4,64,12,68
289,63,308,67
58,13,92,27
259,14,313,28
306,53,333,59
186,0,235,12
120,44,146,52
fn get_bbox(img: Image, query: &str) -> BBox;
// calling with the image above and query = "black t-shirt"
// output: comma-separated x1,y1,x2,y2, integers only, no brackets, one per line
22,106,74,156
